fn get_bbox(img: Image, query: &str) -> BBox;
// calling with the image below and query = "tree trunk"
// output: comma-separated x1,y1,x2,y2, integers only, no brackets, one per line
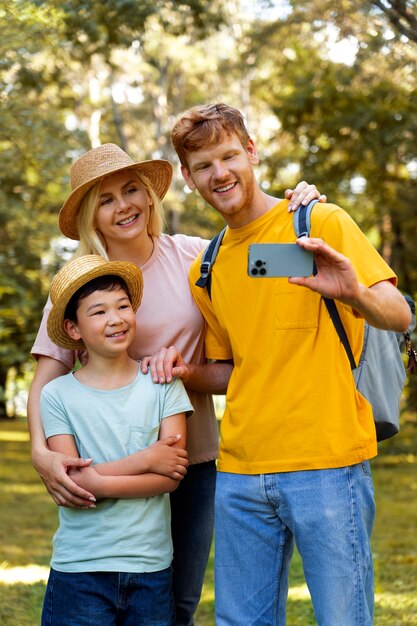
0,367,11,420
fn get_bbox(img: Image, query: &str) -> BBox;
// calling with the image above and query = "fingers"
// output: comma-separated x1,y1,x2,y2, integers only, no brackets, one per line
69,457,93,468
171,364,190,383
148,346,181,383
53,466,96,508
287,183,327,212
46,480,97,509
158,434,182,446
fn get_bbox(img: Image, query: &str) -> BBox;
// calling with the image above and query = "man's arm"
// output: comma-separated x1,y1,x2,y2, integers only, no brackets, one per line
49,412,187,499
291,237,411,332
141,349,233,390
27,355,96,507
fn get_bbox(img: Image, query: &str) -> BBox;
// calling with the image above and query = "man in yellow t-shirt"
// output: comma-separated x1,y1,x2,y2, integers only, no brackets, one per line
167,103,411,626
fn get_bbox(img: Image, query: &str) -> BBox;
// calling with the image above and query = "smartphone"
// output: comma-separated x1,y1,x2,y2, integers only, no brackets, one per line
248,243,314,278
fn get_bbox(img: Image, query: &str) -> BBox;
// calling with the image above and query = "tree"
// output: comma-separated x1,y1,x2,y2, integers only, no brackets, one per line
0,2,85,417
0,0,231,416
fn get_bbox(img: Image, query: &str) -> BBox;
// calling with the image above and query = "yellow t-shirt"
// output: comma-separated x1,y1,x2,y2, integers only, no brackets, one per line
189,200,397,474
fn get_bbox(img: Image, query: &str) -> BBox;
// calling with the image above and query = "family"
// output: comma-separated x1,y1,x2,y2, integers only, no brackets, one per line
28,103,411,626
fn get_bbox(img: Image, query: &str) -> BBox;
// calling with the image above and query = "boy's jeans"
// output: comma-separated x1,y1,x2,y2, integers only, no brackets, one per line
215,463,375,626
41,567,174,626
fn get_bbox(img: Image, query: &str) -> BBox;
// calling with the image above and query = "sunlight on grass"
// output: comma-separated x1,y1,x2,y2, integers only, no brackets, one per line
376,590,417,611
0,563,49,585
288,583,311,600
2,417,417,626
0,430,29,442
2,483,45,495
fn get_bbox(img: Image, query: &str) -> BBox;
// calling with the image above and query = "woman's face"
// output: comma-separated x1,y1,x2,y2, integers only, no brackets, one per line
94,170,153,247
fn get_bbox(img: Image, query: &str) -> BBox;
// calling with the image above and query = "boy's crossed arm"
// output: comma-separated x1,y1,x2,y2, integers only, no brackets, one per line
47,412,188,501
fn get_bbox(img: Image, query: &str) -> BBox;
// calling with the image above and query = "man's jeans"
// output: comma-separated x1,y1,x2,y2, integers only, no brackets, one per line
170,460,216,626
41,567,175,626
215,463,375,626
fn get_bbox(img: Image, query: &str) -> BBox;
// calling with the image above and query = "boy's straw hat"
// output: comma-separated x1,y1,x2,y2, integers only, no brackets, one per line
59,143,173,240
47,254,143,350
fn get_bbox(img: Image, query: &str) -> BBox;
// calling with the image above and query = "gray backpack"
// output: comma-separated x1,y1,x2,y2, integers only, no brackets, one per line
196,199,416,441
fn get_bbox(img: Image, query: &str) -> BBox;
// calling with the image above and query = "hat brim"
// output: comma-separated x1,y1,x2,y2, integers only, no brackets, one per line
47,260,143,350
59,159,173,240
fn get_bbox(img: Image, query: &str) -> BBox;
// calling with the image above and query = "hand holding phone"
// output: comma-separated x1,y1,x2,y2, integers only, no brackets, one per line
248,243,314,278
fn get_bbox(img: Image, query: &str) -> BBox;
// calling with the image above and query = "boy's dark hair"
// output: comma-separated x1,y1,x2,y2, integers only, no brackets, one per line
64,275,131,322
171,103,250,168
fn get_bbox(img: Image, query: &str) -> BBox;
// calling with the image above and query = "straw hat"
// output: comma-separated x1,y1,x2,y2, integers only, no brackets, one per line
47,255,143,350
59,143,173,240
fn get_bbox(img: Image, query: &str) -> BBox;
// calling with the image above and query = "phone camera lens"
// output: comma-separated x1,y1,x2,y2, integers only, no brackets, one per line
260,268,267,275
255,259,263,268
251,268,258,275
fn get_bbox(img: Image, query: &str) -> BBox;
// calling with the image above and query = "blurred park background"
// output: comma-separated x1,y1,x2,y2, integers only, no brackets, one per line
1,1,417,623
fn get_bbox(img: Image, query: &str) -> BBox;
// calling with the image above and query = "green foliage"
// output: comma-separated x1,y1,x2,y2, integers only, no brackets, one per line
2,0,417,408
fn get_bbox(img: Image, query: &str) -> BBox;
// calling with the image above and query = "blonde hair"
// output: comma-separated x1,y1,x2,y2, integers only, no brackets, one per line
73,170,165,260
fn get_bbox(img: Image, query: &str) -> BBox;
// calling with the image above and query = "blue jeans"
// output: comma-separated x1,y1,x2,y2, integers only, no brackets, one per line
41,567,175,626
170,460,216,626
215,463,375,626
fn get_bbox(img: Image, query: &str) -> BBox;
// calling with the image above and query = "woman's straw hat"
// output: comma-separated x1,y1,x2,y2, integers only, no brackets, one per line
47,254,143,350
59,143,173,240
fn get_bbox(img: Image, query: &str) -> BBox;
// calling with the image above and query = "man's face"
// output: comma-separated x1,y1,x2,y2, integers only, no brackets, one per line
181,133,260,228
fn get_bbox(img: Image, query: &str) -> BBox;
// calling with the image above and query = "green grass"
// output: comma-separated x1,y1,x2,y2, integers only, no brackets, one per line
1,417,417,625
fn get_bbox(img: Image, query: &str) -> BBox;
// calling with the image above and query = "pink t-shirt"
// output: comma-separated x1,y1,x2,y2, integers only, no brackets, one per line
31,233,219,465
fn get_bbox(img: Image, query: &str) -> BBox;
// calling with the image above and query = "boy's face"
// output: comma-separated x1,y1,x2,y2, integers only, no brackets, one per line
180,132,260,228
64,287,136,358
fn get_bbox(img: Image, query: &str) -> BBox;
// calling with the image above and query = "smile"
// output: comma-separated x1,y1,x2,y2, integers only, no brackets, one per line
108,330,127,338
214,182,236,193
117,214,139,226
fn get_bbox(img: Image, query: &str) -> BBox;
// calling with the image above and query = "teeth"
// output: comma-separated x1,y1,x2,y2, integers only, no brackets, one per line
216,183,235,193
109,331,125,337
118,215,137,225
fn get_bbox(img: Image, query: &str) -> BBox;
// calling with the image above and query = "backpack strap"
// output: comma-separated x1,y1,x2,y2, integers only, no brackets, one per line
293,198,357,369
195,226,227,299
323,298,357,369
293,198,320,238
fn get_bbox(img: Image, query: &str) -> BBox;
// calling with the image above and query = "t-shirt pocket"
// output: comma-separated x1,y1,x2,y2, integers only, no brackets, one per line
274,286,319,330
128,424,160,454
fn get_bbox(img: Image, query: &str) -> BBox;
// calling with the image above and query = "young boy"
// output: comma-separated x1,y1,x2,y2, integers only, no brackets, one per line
40,254,193,626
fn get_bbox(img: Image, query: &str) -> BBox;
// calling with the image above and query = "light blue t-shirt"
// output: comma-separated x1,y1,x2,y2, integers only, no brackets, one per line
40,367,193,573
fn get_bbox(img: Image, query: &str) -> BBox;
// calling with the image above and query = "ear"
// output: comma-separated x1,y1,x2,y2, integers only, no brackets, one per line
181,165,196,190
246,138,259,166
64,319,82,342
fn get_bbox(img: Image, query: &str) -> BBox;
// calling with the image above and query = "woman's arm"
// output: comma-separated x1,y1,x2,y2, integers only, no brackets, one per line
49,412,188,499
27,355,96,507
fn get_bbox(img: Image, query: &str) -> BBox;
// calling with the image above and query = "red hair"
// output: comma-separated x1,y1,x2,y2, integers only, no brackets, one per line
171,103,250,168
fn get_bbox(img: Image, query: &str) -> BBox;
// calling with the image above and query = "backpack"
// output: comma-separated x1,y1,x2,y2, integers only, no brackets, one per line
196,199,416,441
